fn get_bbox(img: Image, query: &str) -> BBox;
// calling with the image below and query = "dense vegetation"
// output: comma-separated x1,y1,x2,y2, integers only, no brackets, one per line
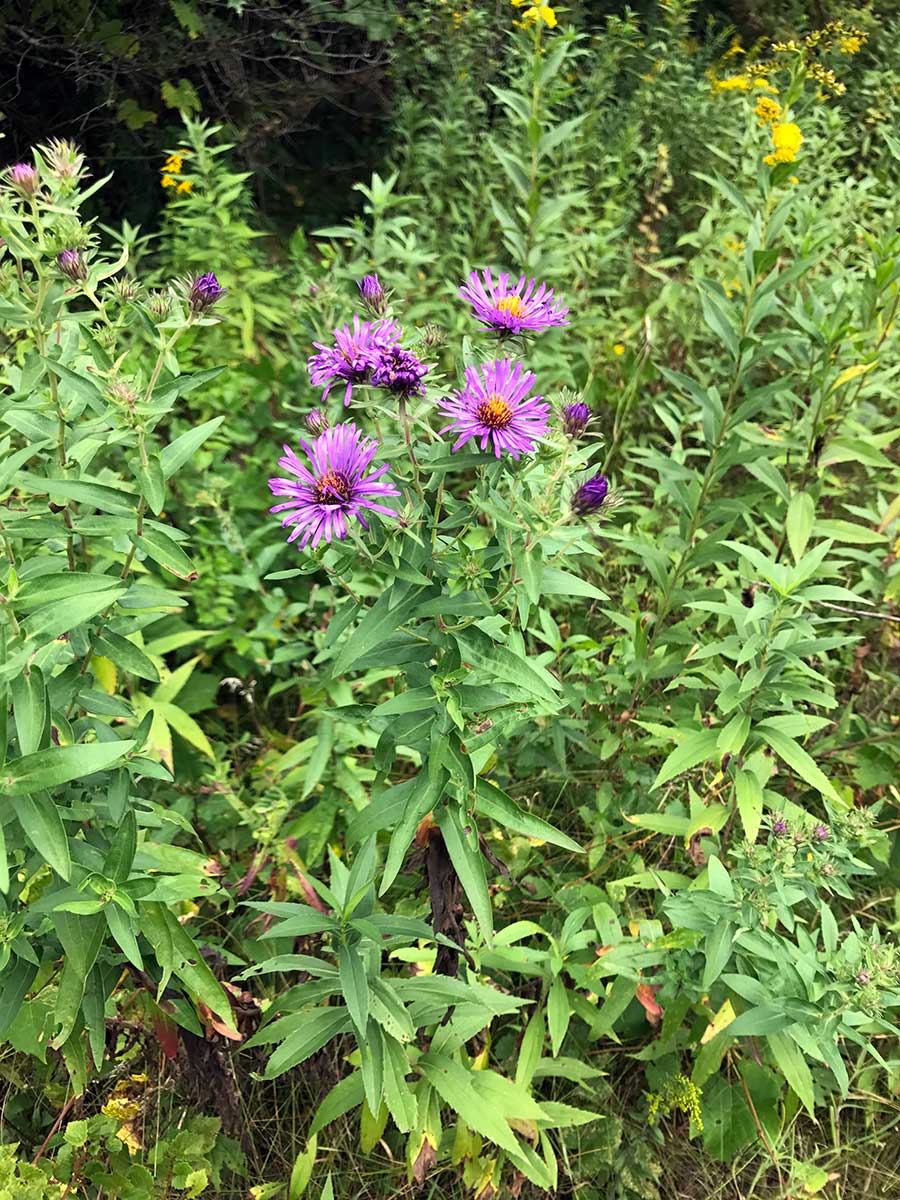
1,2,899,1198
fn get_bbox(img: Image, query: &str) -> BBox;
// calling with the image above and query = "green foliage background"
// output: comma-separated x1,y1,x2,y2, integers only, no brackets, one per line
1,2,900,1198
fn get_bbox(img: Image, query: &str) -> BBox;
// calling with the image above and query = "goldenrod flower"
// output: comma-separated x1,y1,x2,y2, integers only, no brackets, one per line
714,75,751,91
176,179,194,193
764,121,802,164
613,343,625,356
722,37,745,59
722,235,745,253
162,154,183,175
840,34,863,54
160,174,177,188
754,96,782,125
514,3,557,28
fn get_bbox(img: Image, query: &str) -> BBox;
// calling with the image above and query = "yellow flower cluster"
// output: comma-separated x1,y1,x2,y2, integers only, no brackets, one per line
511,0,557,29
754,96,782,125
160,149,194,193
647,1074,704,1132
764,121,803,165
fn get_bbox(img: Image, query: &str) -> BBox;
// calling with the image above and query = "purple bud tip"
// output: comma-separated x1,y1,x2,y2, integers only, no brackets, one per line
305,408,329,436
562,401,591,437
57,249,87,282
572,473,609,516
8,162,38,194
813,824,829,841
772,818,789,836
189,271,226,314
357,273,387,316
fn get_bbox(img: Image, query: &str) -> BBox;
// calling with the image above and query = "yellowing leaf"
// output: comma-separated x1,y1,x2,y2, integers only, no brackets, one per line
701,999,736,1044
91,654,117,695
831,362,876,391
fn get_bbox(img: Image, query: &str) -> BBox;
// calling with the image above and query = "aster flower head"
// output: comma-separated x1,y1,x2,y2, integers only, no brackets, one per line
562,401,591,437
268,422,400,549
371,345,429,398
438,359,549,460
308,316,402,407
357,273,388,317
7,162,38,196
571,473,609,516
305,408,329,436
189,271,226,314
772,817,789,837
57,249,87,282
812,823,829,841
460,268,569,337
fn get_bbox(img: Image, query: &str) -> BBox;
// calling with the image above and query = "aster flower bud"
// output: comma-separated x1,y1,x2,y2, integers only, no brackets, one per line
771,818,789,836
305,408,329,436
357,273,388,317
812,823,829,841
571,473,609,516
857,970,871,985
147,289,172,322
7,162,38,196
40,138,87,185
110,275,140,303
423,323,446,349
562,401,591,437
57,248,87,282
108,381,137,409
188,271,226,315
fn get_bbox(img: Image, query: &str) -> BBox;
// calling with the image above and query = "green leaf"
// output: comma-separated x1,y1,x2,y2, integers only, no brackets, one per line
419,1054,520,1154
96,631,160,682
338,943,369,1036
262,1007,352,1079
768,1031,815,1116
1,740,134,794
10,666,48,756
475,780,581,851
131,527,196,580
758,725,842,803
159,415,225,478
15,792,70,878
309,1071,366,1137
651,729,720,790
24,588,127,641
135,454,166,515
786,491,815,563
540,566,607,602
436,804,493,942
547,977,570,1057
734,770,763,843
289,1135,318,1200
332,583,436,676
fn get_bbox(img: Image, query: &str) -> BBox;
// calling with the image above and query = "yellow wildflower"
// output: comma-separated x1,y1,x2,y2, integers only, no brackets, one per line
160,174,177,188
789,175,799,184
754,96,782,126
516,3,557,28
722,37,745,59
714,75,751,91
764,121,802,165
162,154,183,175
752,77,778,94
613,343,625,356
723,235,745,253
840,34,862,54
176,179,194,193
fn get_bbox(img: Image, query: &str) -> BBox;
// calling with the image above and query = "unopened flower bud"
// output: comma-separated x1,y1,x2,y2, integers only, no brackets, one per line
189,271,226,314
562,401,591,437
57,248,87,282
572,473,609,516
147,290,172,322
357,273,388,317
305,408,329,436
423,323,446,348
7,162,38,196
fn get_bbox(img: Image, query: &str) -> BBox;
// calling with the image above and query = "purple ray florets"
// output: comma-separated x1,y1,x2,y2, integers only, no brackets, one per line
189,272,226,314
371,345,429,398
562,401,591,437
460,268,569,336
268,422,400,549
438,359,549,460
308,316,402,407
571,473,609,516
305,408,329,435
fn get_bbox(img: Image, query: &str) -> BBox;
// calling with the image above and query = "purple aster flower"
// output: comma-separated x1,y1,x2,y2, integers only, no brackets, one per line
7,162,38,195
357,274,388,317
371,345,429,398
268,422,400,549
562,401,591,437
772,818,789,836
438,359,549,460
305,408,329,436
460,268,569,336
189,271,226,314
308,316,402,407
812,824,829,841
57,249,87,282
571,473,609,516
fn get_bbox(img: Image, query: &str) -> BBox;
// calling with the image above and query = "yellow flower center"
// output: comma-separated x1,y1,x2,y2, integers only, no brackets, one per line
476,395,514,429
313,471,353,504
495,295,527,318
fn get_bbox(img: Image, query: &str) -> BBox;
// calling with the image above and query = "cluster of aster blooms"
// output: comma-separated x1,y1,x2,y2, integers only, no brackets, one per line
269,269,613,551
